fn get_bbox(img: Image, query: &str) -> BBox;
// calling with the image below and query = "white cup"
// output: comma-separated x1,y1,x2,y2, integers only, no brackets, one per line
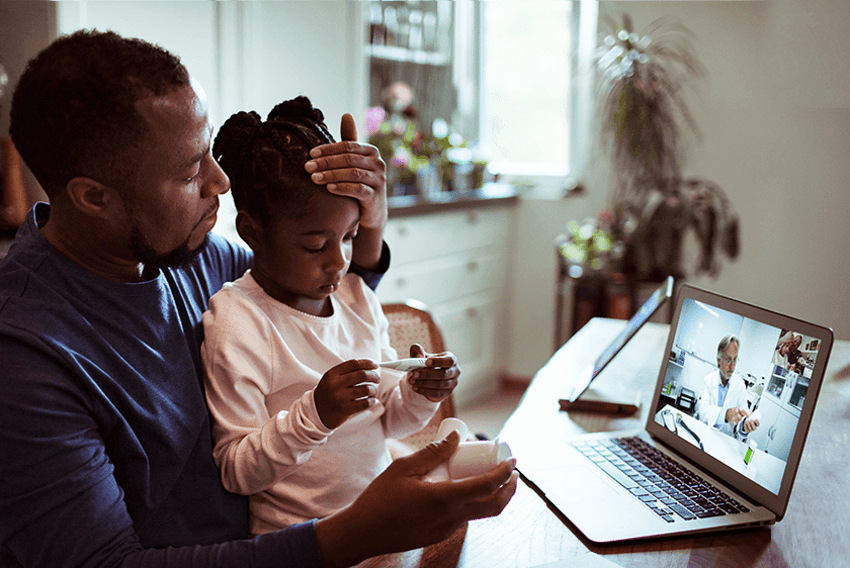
426,418,512,481
436,417,469,442
448,439,513,480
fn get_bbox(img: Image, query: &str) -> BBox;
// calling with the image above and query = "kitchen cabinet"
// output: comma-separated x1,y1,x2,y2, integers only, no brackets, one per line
377,201,516,407
750,365,809,462
363,1,482,197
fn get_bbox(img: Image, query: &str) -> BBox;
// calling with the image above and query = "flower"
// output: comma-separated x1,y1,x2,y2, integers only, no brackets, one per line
391,146,410,169
381,81,414,112
365,106,387,136
367,81,483,195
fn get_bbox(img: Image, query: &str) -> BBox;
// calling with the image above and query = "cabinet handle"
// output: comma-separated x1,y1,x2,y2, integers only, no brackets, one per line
397,225,409,237
465,211,479,225
396,277,407,288
466,307,478,318
466,261,479,272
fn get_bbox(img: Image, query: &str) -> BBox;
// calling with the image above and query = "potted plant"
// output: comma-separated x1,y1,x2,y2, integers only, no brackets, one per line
594,13,740,281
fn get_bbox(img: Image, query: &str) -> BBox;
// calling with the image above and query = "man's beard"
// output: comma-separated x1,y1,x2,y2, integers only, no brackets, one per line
128,224,206,273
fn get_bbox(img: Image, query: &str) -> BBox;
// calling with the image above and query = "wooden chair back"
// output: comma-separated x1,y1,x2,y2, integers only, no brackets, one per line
382,300,456,450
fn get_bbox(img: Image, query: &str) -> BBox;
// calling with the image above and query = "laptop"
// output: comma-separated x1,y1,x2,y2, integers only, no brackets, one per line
520,284,834,543
559,276,674,414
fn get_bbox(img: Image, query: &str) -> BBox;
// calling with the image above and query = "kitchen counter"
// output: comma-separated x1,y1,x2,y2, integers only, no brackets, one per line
387,183,517,218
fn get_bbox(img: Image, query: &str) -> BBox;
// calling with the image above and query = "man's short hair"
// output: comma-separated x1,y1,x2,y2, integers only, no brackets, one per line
717,335,740,359
9,29,190,198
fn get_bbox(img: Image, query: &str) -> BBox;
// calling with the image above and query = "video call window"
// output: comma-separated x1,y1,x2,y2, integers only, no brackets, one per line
654,298,822,495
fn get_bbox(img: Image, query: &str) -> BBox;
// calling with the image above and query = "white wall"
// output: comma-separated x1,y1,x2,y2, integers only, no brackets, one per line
51,1,363,133
506,0,850,379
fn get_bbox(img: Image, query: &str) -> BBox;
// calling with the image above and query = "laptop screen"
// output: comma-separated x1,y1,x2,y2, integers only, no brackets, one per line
647,286,832,513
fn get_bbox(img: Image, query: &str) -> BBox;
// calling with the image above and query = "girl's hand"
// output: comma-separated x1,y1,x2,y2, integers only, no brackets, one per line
314,359,380,429
406,344,460,403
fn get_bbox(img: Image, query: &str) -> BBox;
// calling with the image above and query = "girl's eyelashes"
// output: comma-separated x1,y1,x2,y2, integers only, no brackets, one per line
301,227,358,253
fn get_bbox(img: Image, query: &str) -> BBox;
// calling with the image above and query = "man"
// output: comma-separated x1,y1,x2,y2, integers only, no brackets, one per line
785,334,803,370
771,333,794,368
0,30,516,568
696,335,760,438
772,332,801,370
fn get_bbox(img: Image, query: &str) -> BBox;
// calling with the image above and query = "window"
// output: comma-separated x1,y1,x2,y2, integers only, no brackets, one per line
364,1,596,194
481,2,597,187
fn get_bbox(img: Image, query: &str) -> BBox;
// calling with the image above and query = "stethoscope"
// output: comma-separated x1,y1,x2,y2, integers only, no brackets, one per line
661,408,704,450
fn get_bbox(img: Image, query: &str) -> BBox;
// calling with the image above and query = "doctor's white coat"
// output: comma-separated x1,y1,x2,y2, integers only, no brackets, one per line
696,369,749,437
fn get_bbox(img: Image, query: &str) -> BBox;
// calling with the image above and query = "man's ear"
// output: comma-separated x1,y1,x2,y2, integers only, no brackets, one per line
65,176,123,219
236,210,263,252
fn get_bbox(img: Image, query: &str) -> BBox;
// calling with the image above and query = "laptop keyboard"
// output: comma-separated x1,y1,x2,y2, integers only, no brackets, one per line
572,436,750,523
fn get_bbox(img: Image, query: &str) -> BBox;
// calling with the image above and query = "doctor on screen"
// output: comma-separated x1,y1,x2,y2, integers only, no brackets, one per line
696,335,760,438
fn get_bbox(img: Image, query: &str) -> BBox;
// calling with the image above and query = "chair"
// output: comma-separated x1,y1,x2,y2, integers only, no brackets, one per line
382,300,457,452
676,387,697,415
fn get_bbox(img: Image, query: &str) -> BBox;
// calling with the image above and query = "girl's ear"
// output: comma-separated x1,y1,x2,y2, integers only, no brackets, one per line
236,211,263,252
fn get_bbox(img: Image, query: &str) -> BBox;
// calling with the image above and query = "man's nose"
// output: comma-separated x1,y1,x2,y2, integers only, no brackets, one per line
202,154,230,198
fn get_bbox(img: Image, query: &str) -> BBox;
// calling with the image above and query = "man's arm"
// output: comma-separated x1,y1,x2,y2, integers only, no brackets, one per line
2,340,515,568
0,340,322,568
306,113,387,272
728,379,758,434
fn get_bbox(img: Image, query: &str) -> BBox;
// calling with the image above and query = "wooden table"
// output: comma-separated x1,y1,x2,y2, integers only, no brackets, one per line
362,318,850,568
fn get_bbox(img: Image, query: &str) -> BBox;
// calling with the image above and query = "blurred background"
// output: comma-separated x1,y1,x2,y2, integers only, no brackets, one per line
1,1,848,412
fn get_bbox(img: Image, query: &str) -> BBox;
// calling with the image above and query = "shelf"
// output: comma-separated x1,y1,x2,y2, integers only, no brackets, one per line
366,44,450,66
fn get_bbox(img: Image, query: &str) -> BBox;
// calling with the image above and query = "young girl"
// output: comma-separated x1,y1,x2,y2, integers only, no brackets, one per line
201,97,459,535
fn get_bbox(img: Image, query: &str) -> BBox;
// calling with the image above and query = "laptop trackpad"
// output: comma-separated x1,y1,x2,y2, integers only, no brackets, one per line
532,461,622,505
530,462,656,543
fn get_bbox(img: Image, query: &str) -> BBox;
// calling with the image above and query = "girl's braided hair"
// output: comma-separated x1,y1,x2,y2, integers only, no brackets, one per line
213,96,336,228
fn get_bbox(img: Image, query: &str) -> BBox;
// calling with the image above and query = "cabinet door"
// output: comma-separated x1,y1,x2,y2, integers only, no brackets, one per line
377,252,504,306
751,395,797,463
766,407,798,463
384,208,511,265
378,206,512,405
